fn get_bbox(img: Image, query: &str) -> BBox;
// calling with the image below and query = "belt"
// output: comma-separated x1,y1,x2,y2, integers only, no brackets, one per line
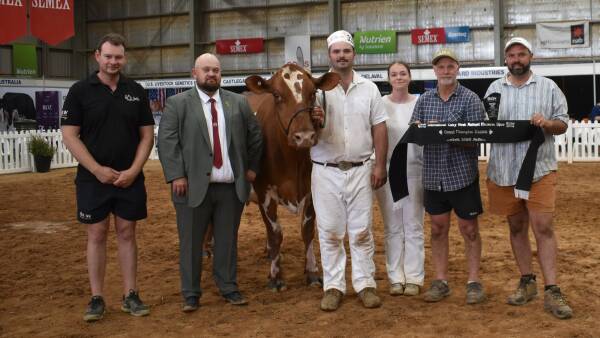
312,160,366,171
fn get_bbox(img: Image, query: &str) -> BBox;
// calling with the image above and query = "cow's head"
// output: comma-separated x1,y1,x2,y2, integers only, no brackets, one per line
245,64,340,148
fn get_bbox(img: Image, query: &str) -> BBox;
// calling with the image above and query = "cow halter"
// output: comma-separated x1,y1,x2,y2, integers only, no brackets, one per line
275,103,316,136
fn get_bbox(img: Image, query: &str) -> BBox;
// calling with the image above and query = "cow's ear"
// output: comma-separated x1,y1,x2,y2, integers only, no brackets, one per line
245,75,272,94
313,72,341,91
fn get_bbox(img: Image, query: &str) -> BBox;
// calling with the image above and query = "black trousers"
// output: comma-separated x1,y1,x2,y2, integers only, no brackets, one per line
174,183,244,299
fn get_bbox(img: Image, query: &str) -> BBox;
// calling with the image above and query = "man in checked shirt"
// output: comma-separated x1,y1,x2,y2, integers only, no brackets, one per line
410,48,487,305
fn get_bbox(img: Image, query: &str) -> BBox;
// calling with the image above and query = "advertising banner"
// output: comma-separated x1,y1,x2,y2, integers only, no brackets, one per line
411,28,446,45
284,35,311,70
12,44,38,76
537,20,589,48
216,38,264,54
0,0,27,44
30,0,74,45
445,26,470,43
412,26,471,45
35,91,60,130
354,31,396,54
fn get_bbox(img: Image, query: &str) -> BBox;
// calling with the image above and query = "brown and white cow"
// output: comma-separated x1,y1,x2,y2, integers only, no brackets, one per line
245,64,339,291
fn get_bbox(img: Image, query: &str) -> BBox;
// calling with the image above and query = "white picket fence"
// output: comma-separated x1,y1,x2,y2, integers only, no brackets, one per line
0,128,159,174
477,120,600,163
1,122,598,174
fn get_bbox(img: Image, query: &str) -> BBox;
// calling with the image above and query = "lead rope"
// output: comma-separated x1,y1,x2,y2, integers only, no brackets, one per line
320,90,327,128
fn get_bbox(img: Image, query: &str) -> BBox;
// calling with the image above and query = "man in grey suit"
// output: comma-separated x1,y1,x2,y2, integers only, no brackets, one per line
158,53,263,312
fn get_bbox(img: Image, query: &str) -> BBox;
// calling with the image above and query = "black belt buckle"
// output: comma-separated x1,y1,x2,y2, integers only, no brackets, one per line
338,161,353,171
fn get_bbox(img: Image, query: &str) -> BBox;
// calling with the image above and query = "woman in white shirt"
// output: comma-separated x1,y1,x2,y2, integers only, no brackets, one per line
376,62,425,296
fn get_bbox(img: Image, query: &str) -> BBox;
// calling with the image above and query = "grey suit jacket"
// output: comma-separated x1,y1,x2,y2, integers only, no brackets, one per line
157,88,262,207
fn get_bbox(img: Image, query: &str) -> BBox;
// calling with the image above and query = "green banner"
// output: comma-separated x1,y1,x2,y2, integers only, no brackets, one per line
354,31,396,54
12,44,38,76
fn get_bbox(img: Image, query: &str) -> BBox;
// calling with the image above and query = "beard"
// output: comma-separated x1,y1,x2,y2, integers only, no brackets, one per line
197,79,220,93
508,62,531,76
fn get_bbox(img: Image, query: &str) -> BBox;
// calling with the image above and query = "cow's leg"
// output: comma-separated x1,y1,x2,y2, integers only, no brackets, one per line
302,198,321,287
258,196,286,292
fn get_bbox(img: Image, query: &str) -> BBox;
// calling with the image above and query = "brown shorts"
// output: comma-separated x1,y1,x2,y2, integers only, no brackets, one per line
486,172,557,215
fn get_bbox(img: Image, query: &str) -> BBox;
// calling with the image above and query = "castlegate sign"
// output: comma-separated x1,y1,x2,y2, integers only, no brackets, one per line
354,31,396,54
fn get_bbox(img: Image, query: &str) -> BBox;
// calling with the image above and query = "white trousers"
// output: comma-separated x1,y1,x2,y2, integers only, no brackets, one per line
311,162,376,294
375,176,425,286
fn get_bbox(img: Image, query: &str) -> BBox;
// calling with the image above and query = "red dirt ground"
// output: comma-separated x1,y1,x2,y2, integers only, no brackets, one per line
0,161,598,337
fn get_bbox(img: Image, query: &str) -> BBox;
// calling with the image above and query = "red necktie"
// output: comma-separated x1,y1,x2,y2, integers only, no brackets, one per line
208,98,223,169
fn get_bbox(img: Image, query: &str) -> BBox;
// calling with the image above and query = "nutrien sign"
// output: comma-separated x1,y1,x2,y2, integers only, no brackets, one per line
215,38,264,54
354,31,396,54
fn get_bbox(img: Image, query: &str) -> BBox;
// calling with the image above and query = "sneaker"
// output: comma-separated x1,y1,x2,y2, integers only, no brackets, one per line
389,283,404,296
544,286,573,319
466,282,486,304
182,296,199,313
507,275,538,306
358,287,382,308
83,296,105,322
121,290,150,317
423,280,451,302
320,288,343,311
403,283,420,296
223,291,248,305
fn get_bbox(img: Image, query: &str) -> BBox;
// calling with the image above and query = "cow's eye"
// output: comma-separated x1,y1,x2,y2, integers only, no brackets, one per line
273,92,281,101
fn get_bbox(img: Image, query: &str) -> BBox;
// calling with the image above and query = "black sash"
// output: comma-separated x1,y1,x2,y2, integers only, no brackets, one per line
389,120,545,202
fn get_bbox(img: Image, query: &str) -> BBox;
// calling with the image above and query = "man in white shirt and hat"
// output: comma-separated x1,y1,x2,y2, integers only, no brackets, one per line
311,30,388,311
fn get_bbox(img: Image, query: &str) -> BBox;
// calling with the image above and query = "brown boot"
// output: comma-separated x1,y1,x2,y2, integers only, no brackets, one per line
358,287,381,308
320,289,343,311
507,275,537,305
544,286,573,319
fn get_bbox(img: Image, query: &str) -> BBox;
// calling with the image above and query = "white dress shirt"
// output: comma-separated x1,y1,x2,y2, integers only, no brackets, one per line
196,86,234,183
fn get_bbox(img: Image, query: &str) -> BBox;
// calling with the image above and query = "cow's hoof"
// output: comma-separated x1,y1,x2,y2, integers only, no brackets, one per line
306,275,323,287
268,279,287,292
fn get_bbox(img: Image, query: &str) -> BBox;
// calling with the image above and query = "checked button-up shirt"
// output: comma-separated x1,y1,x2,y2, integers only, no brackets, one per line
410,83,486,192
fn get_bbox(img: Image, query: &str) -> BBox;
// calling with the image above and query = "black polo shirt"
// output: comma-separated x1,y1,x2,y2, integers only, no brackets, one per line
62,72,154,183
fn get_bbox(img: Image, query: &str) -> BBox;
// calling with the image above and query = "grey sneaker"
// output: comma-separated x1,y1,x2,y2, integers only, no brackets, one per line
423,280,451,302
507,275,538,305
358,287,382,308
466,282,486,304
121,290,150,317
544,286,573,319
403,283,420,296
320,288,343,311
83,296,105,322
389,283,404,296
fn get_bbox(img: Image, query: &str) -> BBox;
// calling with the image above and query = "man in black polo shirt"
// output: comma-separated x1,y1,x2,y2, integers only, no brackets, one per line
61,33,154,322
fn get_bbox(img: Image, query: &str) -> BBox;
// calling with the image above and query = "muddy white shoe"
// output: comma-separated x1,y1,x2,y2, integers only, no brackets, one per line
403,283,420,296
358,287,381,308
389,283,404,296
320,289,343,311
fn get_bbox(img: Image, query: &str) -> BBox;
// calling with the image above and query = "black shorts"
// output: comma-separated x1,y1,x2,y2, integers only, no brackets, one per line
76,177,147,224
424,178,483,220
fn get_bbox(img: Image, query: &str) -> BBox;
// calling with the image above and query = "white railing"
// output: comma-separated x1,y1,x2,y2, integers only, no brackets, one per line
0,129,159,174
1,122,598,174
478,120,600,163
